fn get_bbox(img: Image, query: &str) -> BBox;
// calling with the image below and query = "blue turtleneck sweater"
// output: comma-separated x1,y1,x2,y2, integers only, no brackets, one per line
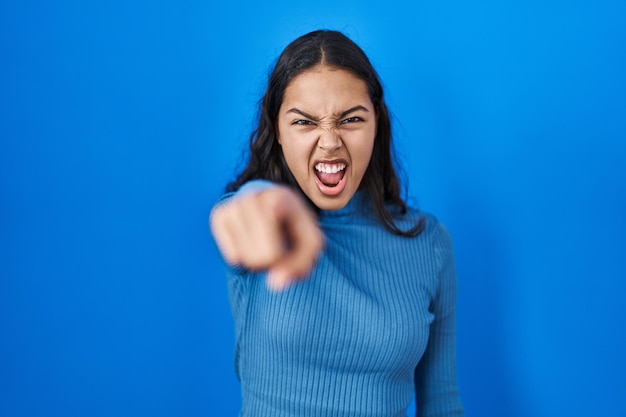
217,181,463,417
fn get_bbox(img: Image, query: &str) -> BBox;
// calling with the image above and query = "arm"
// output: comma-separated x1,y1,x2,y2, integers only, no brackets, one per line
414,223,463,416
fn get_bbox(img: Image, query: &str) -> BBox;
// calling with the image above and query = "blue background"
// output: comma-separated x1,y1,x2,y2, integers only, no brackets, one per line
1,1,625,416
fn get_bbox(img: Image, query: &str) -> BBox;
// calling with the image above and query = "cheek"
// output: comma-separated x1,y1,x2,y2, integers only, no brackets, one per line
348,132,376,171
279,135,314,172
355,147,374,174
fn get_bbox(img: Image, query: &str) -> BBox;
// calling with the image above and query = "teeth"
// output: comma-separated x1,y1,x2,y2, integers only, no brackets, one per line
315,162,346,174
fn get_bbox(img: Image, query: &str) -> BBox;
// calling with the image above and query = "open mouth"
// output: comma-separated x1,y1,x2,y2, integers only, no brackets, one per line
313,160,348,197
314,161,346,187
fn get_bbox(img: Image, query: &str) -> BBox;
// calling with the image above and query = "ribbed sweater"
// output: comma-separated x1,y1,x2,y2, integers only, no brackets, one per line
218,182,463,417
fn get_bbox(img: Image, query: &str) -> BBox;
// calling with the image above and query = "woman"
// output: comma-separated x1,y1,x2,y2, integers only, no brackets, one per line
210,30,463,417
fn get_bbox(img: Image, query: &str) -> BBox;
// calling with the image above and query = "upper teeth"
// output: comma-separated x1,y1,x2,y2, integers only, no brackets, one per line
315,163,346,174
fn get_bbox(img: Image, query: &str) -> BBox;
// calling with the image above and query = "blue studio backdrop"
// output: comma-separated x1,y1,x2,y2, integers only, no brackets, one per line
1,1,625,416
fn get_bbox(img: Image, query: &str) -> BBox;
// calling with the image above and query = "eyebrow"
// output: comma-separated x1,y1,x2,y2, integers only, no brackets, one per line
286,105,370,121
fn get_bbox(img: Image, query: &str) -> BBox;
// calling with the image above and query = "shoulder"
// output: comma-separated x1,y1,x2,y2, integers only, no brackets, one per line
211,179,276,211
395,205,451,241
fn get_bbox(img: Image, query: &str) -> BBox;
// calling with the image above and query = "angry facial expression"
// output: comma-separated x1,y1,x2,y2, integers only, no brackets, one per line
276,65,376,211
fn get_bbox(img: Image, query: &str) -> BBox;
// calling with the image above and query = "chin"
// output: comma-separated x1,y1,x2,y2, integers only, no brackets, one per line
308,192,352,211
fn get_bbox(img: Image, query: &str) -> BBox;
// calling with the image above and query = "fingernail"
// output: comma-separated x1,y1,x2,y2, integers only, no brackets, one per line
267,272,287,292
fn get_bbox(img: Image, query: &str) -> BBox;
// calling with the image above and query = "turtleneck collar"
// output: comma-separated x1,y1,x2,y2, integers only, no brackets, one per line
318,191,371,219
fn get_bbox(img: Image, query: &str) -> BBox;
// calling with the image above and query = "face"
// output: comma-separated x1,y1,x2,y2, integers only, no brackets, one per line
276,65,376,211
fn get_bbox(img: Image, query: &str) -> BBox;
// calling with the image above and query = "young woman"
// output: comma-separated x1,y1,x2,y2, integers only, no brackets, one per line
210,30,463,417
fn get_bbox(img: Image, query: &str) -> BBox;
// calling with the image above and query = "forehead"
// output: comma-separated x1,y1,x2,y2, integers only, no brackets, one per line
282,66,372,112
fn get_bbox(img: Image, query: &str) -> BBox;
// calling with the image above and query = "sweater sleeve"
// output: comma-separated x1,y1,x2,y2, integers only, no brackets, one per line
210,179,279,298
210,180,279,380
211,179,277,210
414,222,464,416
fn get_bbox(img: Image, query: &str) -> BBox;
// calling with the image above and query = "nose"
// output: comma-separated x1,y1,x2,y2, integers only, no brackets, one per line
318,128,343,152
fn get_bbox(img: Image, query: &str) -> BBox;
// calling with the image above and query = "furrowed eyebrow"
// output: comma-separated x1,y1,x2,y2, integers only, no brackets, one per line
338,105,369,119
286,108,319,122
286,105,370,121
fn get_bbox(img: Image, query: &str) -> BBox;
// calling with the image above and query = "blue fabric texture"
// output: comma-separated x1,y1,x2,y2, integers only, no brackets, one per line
219,181,463,417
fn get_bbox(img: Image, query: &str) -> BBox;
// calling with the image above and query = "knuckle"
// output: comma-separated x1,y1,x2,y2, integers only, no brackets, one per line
245,246,281,270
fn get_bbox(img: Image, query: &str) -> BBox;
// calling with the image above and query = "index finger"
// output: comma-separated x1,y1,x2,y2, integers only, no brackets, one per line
267,194,324,290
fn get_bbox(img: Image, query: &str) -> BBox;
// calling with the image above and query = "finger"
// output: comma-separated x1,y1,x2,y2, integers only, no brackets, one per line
212,191,292,271
209,203,242,265
267,196,324,290
236,193,286,270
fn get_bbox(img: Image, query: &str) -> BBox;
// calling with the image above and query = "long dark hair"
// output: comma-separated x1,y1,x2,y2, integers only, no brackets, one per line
227,30,424,237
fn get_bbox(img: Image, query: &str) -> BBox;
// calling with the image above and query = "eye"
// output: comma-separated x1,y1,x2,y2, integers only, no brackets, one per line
292,119,315,126
341,116,363,124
